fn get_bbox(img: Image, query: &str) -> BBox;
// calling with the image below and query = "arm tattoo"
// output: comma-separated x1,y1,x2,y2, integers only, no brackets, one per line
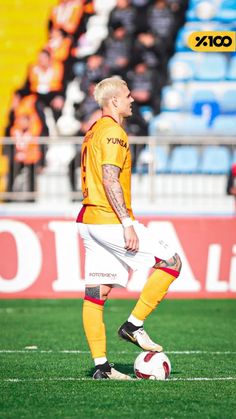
102,164,129,220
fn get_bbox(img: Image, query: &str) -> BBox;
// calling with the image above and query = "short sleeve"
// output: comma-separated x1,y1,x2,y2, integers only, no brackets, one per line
101,126,128,169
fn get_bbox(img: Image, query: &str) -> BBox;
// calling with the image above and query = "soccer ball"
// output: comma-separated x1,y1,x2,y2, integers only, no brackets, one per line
134,351,171,380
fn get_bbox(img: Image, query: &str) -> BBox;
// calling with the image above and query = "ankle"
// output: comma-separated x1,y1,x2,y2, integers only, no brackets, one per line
95,361,111,372
126,321,142,332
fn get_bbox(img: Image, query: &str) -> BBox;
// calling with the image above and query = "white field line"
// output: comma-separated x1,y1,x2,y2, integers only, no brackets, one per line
0,350,236,355
2,376,236,383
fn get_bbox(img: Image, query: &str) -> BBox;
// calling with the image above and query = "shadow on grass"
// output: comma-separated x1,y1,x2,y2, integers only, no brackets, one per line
86,363,135,378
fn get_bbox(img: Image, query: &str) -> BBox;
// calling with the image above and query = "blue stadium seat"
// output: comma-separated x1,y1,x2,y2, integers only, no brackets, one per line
219,90,236,114
186,0,218,21
191,90,220,126
169,146,199,174
168,53,195,82
216,0,236,22
174,114,208,135
200,146,232,174
211,115,236,135
148,112,183,135
160,86,184,112
194,54,227,81
192,89,216,103
148,112,208,135
154,146,169,173
226,57,236,81
136,146,169,174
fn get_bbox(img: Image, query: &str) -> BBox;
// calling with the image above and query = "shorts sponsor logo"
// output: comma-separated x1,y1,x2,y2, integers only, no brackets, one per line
89,272,117,278
107,138,127,148
188,31,236,52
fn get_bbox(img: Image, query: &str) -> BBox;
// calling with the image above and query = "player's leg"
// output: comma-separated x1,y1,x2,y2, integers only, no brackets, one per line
118,253,182,352
83,284,110,376
83,283,131,380
85,223,182,352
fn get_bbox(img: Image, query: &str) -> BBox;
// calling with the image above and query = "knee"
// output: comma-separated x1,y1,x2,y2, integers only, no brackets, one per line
85,285,112,302
155,253,182,274
168,253,182,273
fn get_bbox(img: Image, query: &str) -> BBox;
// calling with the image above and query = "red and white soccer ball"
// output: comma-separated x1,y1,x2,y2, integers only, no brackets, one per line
134,351,171,380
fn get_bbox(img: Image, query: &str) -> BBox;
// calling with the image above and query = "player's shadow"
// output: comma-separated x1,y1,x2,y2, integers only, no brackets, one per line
87,363,134,378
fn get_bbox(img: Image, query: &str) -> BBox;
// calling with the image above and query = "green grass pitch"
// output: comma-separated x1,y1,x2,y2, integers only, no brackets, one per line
1,298,236,419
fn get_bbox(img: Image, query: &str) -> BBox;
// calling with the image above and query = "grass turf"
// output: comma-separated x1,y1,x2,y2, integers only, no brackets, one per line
0,299,236,418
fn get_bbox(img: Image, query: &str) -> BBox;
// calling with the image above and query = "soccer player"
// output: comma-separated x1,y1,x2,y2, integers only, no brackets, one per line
77,77,182,380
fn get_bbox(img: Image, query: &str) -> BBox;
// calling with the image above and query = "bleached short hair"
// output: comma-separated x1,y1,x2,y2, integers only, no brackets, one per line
94,77,127,108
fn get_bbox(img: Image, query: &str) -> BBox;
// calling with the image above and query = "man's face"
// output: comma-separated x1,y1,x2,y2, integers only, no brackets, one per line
115,84,134,118
38,52,50,68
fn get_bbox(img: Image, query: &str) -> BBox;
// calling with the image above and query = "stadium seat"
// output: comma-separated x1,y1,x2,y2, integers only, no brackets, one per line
148,112,183,135
219,90,236,114
216,0,236,22
160,86,184,112
168,54,195,82
149,112,208,135
136,146,169,174
226,57,236,81
154,146,170,173
200,146,232,174
186,0,218,21
174,114,208,135
194,54,227,81
191,90,220,126
169,146,199,174
211,115,236,135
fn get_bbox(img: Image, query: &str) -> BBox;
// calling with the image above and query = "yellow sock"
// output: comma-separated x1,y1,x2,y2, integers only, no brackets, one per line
82,299,106,359
132,268,179,321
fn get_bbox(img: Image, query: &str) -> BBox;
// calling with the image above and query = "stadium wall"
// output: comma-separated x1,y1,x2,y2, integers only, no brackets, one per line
0,216,235,299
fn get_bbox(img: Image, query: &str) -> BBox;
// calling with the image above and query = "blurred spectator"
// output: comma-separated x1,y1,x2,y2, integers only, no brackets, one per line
5,102,46,201
167,0,188,28
79,55,109,93
69,82,101,195
49,0,94,39
19,49,65,121
108,0,138,35
130,0,152,34
46,28,72,63
146,0,176,57
124,102,148,169
5,93,48,137
96,22,132,78
127,58,161,114
133,30,167,86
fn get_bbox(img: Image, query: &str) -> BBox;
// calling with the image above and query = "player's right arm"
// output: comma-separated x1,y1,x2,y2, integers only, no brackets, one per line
102,164,139,252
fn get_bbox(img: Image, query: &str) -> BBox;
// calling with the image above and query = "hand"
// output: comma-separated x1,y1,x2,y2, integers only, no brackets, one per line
124,225,139,252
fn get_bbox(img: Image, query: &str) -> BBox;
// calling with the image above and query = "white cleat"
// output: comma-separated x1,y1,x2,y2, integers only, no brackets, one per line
133,328,163,352
93,366,131,380
107,368,132,380
118,322,163,352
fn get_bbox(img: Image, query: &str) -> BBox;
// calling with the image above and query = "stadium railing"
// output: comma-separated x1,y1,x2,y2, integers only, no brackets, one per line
0,135,235,207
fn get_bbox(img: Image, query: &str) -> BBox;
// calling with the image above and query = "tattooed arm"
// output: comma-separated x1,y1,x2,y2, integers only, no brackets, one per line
102,164,139,252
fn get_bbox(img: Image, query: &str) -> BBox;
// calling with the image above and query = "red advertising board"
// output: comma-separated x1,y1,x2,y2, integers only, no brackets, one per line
0,216,235,299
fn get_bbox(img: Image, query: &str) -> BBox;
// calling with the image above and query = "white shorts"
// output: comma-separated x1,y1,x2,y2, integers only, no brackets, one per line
78,221,176,288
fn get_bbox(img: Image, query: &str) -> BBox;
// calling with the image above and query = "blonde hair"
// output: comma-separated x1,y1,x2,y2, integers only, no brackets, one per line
94,77,127,108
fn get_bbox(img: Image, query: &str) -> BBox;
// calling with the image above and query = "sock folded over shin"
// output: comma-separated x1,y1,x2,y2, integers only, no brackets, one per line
131,268,179,321
82,298,106,359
